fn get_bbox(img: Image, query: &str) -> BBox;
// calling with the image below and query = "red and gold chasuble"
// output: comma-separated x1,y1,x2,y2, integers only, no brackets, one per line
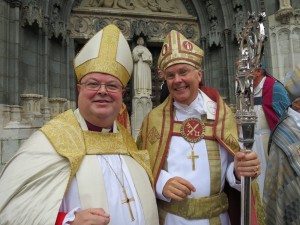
136,86,240,184
136,86,265,225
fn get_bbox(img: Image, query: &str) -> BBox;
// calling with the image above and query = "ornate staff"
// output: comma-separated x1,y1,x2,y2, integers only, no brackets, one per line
235,12,266,225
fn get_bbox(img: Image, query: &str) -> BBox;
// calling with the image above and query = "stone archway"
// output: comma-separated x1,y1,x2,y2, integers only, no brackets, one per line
70,0,201,137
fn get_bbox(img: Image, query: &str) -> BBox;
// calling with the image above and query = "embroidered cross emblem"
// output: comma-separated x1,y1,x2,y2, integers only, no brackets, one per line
180,118,205,143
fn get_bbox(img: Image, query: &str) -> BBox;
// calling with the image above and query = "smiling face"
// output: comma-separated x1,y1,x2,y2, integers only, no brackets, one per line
164,64,202,105
77,73,124,128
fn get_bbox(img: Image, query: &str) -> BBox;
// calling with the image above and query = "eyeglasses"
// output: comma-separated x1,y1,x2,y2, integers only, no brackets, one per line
80,81,123,93
165,68,198,80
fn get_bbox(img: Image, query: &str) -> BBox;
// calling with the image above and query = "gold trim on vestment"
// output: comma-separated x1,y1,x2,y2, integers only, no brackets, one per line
158,192,228,219
136,92,240,187
169,116,222,224
75,58,129,86
84,131,131,155
40,110,85,191
40,110,153,191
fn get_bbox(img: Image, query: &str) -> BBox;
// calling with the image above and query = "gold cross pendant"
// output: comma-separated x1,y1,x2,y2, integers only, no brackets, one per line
187,150,199,171
121,187,135,221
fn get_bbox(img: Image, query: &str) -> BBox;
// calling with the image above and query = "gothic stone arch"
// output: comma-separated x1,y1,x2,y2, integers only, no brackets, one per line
70,1,201,112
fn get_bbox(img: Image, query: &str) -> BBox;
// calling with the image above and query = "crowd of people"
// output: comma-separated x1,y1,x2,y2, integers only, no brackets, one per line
0,24,299,225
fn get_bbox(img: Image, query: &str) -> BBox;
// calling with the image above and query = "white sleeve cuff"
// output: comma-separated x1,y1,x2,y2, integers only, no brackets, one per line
155,169,174,202
62,207,81,225
226,162,241,192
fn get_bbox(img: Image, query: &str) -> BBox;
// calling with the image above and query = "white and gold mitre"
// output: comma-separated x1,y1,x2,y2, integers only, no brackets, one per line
73,24,133,86
158,30,204,71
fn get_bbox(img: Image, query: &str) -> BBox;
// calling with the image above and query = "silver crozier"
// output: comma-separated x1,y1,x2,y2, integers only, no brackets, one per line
235,12,266,225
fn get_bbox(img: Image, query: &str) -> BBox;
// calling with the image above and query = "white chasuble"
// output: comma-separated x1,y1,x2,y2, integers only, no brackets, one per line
60,110,158,225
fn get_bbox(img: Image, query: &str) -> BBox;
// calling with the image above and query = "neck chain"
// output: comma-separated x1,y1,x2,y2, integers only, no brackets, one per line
101,155,135,221
175,113,200,171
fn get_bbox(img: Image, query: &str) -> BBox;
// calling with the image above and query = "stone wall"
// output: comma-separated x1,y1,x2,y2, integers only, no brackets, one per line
0,96,68,172
1,0,300,172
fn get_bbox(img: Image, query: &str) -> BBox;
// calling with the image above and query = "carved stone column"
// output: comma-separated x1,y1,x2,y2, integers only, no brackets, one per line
8,0,21,105
9,105,22,122
224,28,235,104
131,96,152,140
5,105,28,128
20,94,43,126
49,97,67,118
40,97,51,123
276,0,294,23
0,105,11,128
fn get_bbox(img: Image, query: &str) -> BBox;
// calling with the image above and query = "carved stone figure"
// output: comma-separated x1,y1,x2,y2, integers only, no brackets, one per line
80,0,114,7
206,0,217,21
159,0,180,14
147,0,160,12
235,7,245,37
132,37,153,96
233,0,242,9
132,0,149,10
279,0,292,9
210,19,218,31
147,0,180,13
117,0,134,10
74,18,83,32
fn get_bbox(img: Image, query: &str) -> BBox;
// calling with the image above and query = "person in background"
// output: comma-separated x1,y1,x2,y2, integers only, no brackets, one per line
137,30,264,225
252,66,291,197
0,24,159,225
157,67,169,103
264,65,300,225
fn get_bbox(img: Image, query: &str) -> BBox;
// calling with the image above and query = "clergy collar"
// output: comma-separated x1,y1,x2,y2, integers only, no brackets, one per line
173,90,216,120
254,76,266,96
85,120,113,133
74,109,116,133
173,90,204,115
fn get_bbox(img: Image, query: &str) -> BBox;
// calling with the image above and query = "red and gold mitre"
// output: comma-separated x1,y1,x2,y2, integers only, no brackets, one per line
73,24,133,86
158,30,204,71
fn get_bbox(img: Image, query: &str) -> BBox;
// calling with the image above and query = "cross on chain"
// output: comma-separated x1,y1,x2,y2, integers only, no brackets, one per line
187,150,199,171
121,186,135,221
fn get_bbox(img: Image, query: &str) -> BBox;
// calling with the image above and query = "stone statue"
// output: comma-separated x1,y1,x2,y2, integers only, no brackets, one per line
206,0,217,21
235,7,245,35
132,37,152,96
279,0,292,9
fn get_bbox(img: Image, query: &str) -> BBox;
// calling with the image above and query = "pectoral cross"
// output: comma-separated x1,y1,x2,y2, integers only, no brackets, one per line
121,187,135,221
187,150,199,171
